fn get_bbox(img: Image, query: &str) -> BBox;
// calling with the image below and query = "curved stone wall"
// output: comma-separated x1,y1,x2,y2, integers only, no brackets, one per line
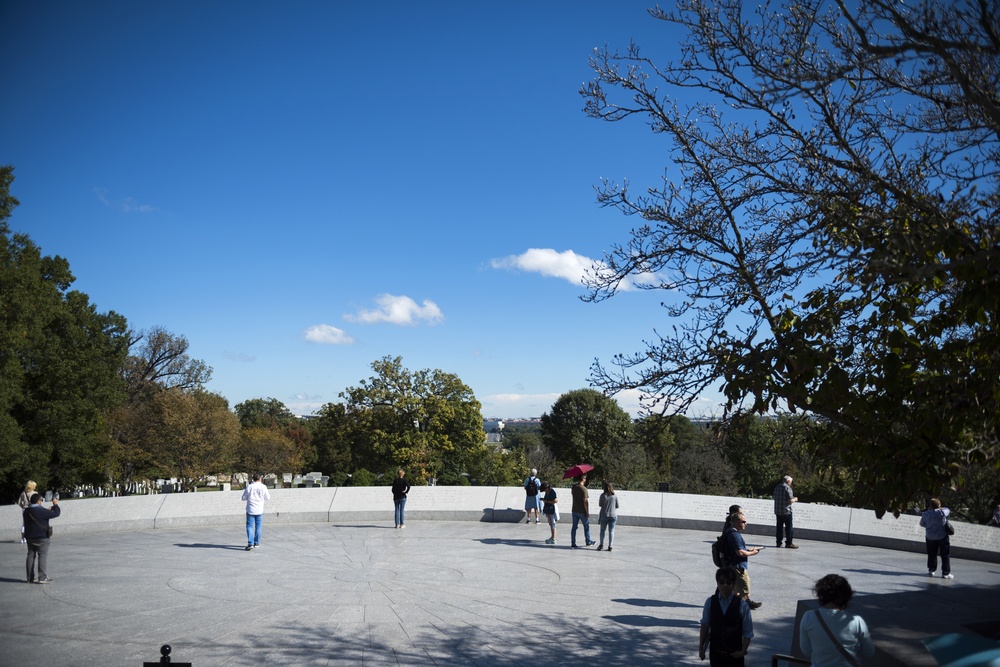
5,486,998,562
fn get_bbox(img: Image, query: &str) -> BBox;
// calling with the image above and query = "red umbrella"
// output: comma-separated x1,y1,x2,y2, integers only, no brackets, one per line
562,464,594,480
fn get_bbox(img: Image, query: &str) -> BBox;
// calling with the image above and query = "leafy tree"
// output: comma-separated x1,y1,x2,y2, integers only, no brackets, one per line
105,398,158,488
350,468,378,487
283,421,316,473
581,0,999,515
719,415,786,497
311,402,353,474
658,415,737,495
122,326,211,399
235,397,313,472
341,356,488,484
238,426,304,478
540,389,633,479
147,389,240,490
669,440,739,497
234,397,296,429
940,461,1000,524
633,414,677,484
464,445,527,487
0,165,129,498
107,326,213,488
596,438,658,491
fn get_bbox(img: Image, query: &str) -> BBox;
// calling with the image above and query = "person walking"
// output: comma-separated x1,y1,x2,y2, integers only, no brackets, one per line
724,511,763,609
699,566,753,666
392,469,411,529
774,475,799,548
23,493,60,584
989,504,1000,527
570,473,596,549
597,480,619,552
722,504,742,532
541,482,558,544
17,480,37,543
799,574,875,667
241,473,271,550
524,468,542,524
920,498,953,579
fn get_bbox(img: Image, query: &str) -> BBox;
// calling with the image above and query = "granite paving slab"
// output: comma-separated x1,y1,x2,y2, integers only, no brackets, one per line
1,519,996,666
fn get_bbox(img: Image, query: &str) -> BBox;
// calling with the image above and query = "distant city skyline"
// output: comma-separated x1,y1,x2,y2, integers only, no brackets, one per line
0,2,727,420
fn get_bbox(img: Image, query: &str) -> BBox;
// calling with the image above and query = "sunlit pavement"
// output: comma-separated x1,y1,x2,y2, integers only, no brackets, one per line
1,520,996,666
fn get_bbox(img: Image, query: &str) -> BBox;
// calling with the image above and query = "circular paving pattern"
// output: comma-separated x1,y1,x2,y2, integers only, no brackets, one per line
1,520,993,666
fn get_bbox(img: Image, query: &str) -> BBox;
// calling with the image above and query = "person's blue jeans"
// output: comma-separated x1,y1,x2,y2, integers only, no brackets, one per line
599,517,617,547
571,512,591,546
246,513,262,546
775,514,793,546
394,497,407,526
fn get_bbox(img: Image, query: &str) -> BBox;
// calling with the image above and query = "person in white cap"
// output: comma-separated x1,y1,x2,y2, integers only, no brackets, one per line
523,468,542,524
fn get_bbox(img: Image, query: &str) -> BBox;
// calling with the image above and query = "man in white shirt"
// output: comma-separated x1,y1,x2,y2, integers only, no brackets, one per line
241,474,271,551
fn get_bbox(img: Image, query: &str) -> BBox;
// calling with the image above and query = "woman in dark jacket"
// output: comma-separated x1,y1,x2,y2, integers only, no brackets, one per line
391,469,411,529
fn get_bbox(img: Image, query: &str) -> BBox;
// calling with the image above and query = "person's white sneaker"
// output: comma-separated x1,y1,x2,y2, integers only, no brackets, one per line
927,571,935,577
942,574,954,579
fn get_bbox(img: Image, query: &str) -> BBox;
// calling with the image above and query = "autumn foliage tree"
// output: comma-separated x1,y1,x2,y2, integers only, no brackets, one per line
148,389,240,490
581,0,999,515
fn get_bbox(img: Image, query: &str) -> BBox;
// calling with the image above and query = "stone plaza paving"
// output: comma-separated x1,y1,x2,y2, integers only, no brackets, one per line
1,518,997,666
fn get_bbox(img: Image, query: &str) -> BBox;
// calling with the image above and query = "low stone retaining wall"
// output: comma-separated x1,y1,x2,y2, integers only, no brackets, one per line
5,487,998,562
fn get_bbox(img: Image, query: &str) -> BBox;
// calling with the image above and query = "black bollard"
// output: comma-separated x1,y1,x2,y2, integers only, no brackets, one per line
143,644,192,666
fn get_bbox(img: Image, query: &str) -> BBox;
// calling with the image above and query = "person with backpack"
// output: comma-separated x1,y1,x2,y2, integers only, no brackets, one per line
724,511,763,609
523,468,542,524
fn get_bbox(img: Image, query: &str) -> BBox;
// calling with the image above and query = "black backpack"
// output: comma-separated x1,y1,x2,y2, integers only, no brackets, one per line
525,477,539,496
712,532,730,567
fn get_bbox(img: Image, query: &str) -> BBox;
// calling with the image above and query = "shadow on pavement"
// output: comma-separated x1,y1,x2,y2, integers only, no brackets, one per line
174,543,247,550
613,598,701,609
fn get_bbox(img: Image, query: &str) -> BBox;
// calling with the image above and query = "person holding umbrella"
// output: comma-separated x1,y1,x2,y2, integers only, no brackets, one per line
566,465,596,549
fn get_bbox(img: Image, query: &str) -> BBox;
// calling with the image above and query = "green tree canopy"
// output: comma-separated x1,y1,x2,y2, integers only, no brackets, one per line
540,389,632,476
581,0,999,515
234,397,296,429
0,165,130,498
340,356,489,484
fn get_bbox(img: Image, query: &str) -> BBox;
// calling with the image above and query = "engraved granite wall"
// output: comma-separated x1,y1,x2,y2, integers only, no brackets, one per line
2,487,996,562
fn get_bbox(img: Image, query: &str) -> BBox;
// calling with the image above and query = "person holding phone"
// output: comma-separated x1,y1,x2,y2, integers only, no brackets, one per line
724,511,763,609
23,493,60,584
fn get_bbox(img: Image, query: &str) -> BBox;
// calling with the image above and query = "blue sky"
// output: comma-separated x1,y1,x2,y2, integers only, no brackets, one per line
1,1,726,419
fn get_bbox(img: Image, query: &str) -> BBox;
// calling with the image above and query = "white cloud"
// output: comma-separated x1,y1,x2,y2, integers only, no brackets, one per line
490,248,663,292
344,294,444,326
490,248,593,286
304,324,355,345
